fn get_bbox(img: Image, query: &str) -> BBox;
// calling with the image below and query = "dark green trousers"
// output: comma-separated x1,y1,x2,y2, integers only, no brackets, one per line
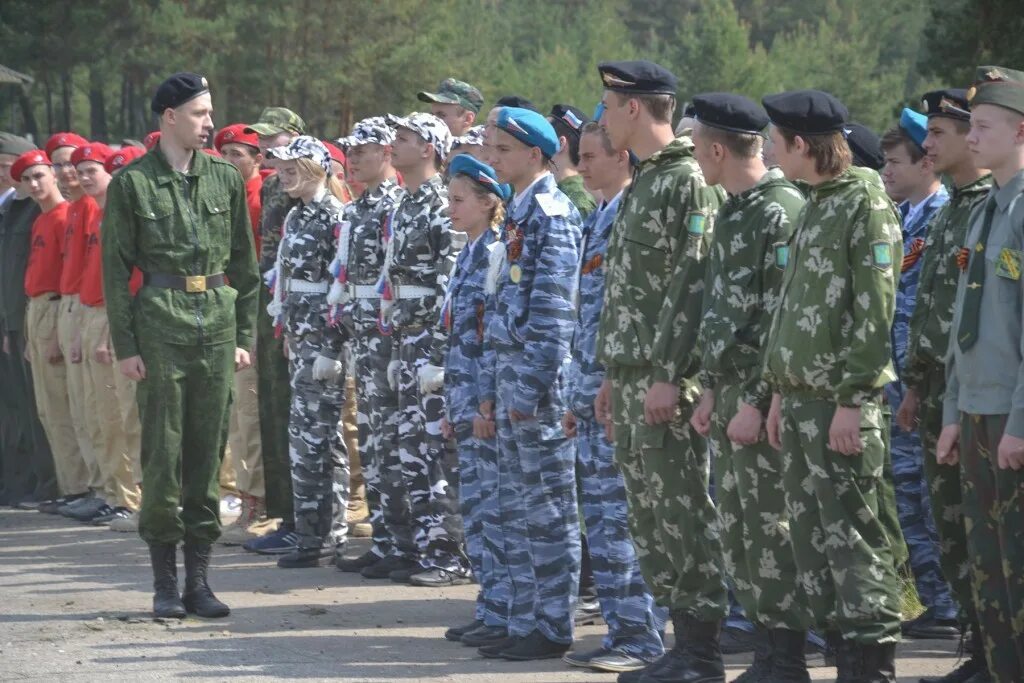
255,284,293,519
136,337,234,545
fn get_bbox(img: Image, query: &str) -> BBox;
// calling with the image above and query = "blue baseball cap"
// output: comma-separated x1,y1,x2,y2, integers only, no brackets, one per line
448,153,511,201
496,107,559,159
899,107,928,150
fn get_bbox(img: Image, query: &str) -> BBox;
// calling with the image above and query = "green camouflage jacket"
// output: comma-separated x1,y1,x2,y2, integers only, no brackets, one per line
764,165,902,406
557,173,597,220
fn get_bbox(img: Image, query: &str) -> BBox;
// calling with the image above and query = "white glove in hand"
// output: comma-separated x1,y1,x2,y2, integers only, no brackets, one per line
418,364,445,394
387,359,402,391
312,354,343,382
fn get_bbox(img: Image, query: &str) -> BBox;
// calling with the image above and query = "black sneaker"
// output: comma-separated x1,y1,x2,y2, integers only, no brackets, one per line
444,619,484,642
39,493,86,515
244,524,299,555
461,625,508,647
587,648,653,673
361,554,418,580
409,567,472,587
574,598,603,625
499,630,571,661
720,624,757,654
336,550,383,573
478,636,521,659
902,613,962,640
389,565,421,584
76,504,114,523
564,646,613,668
277,546,335,568
92,507,132,526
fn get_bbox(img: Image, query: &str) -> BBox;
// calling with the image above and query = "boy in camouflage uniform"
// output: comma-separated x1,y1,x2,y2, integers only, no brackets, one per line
376,112,468,586
548,104,597,219
898,88,993,683
687,93,809,682
937,66,1024,683
762,89,904,681
593,60,728,683
330,118,412,576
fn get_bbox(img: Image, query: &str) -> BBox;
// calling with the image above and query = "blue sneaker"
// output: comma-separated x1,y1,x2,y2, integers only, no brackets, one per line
243,523,298,555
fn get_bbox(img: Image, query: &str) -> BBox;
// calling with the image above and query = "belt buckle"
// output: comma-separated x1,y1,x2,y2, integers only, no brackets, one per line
185,275,206,293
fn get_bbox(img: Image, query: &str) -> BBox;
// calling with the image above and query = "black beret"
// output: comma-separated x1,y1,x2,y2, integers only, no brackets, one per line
691,92,768,136
682,103,696,118
762,89,849,135
921,88,971,121
548,104,590,140
151,72,210,114
598,60,677,96
845,123,885,171
495,95,538,112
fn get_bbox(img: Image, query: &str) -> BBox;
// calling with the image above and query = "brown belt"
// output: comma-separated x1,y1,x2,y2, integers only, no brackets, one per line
143,272,227,293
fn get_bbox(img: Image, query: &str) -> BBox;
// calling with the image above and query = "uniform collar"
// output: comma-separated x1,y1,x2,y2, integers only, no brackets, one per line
951,173,992,201
510,172,555,221
149,145,210,185
993,168,1024,211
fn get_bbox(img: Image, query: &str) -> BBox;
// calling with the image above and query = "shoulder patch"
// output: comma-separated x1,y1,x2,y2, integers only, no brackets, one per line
687,211,706,236
535,192,569,217
773,242,789,270
870,240,893,270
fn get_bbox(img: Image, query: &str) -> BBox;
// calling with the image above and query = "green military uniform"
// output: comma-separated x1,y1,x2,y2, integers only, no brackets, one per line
557,173,597,220
698,167,807,630
597,134,728,620
942,69,1024,683
102,145,259,546
764,165,904,643
904,173,991,621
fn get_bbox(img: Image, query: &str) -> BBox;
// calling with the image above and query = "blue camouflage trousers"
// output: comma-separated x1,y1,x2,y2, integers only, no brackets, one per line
577,416,664,658
286,331,348,550
353,332,413,560
886,384,958,621
495,351,581,644
395,326,466,571
454,421,509,626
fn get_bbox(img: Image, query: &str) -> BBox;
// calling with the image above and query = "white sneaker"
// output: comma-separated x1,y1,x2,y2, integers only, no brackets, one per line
109,510,139,532
220,495,241,517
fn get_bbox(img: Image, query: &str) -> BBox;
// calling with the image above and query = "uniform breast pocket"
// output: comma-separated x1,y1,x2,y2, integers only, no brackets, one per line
202,194,231,240
132,198,176,248
623,233,668,316
987,237,1023,303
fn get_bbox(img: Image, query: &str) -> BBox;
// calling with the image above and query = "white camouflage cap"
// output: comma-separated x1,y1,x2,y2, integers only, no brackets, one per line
266,135,332,175
386,112,453,159
336,116,396,148
452,125,485,148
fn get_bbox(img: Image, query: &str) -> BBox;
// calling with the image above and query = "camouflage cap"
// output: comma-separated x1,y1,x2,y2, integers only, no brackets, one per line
386,112,453,159
452,125,485,148
244,107,306,137
417,78,484,114
336,116,396,148
966,65,1024,116
265,135,332,176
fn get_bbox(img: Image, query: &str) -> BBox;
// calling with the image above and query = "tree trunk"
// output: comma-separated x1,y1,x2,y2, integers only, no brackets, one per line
88,67,108,141
17,87,40,141
60,70,72,132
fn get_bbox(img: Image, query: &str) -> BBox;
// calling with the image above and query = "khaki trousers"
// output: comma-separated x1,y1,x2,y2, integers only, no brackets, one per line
57,294,100,490
225,362,264,497
80,306,141,510
26,295,87,495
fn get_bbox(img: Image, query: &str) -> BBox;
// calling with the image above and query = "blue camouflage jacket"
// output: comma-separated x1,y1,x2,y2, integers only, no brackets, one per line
568,191,622,421
443,229,499,425
481,173,582,416
886,185,948,404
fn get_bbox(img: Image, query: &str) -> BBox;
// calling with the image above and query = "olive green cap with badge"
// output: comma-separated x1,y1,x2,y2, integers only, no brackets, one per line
417,78,484,114
244,107,306,136
966,65,1024,116
0,132,36,157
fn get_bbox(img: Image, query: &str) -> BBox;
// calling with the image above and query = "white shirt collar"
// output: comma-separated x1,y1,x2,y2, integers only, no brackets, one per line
511,173,551,212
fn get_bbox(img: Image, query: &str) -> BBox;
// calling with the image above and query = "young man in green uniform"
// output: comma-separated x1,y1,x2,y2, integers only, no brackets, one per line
937,65,1024,683
593,60,728,683
548,104,597,219
898,88,993,683
762,89,904,681
102,72,259,619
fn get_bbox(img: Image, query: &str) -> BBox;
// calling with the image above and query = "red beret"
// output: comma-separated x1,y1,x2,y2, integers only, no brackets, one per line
44,132,89,157
214,124,259,152
323,141,346,166
143,131,161,150
104,147,145,174
71,143,113,167
10,150,51,182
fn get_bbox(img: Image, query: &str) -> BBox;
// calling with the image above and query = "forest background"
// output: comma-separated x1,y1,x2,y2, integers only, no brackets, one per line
2,0,1023,143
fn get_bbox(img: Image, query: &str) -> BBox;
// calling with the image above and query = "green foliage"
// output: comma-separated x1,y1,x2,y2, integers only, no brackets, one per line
0,0,1015,142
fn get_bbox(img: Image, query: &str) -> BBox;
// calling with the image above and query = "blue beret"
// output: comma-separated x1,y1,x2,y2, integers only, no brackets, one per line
691,92,768,135
598,60,677,96
921,89,971,121
899,108,928,150
496,107,559,158
448,154,511,201
762,89,848,135
151,72,209,114
845,123,884,171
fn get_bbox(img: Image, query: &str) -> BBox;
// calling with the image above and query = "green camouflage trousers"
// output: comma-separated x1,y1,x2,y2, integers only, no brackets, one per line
608,366,728,620
879,404,909,568
711,381,805,630
917,366,973,621
779,393,902,643
958,412,1024,683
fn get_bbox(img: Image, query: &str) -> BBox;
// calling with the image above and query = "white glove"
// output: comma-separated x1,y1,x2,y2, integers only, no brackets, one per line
417,364,445,394
312,354,343,382
387,359,402,391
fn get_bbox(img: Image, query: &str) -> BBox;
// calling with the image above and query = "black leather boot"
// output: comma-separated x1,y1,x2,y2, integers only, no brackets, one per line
639,612,724,683
919,623,991,683
733,625,772,682
182,541,230,618
837,640,896,683
767,628,810,682
148,544,186,619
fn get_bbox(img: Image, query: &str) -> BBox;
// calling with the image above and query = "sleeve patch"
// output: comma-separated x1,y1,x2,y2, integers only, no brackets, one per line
996,247,1022,281
773,242,789,270
535,192,569,217
870,240,893,270
687,212,706,236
